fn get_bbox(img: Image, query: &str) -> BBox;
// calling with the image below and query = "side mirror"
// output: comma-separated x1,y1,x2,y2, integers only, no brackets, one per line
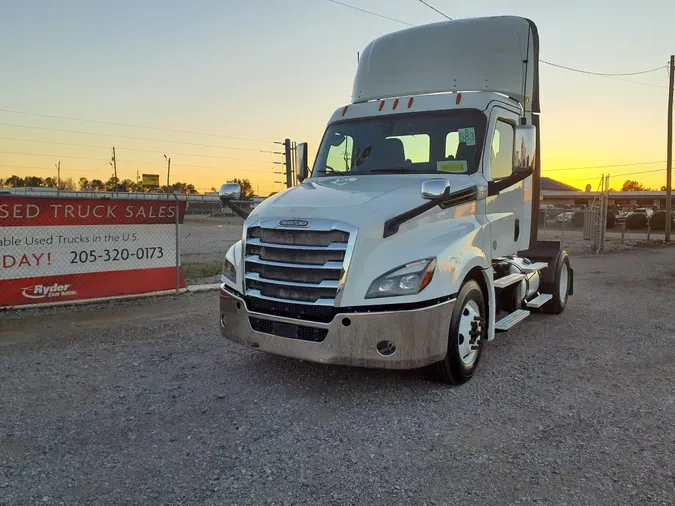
513,124,537,173
297,142,309,182
219,183,241,204
421,179,451,200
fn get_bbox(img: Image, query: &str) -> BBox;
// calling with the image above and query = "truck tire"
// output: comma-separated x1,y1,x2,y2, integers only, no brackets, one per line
432,280,486,385
540,250,570,315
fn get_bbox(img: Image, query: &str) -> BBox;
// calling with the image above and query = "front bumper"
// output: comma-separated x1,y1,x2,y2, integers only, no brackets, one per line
219,286,455,370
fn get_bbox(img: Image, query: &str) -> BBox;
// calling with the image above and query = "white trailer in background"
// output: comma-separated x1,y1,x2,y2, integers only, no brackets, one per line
217,16,573,384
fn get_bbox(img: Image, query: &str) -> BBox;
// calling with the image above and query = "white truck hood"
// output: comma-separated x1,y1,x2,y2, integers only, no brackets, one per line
248,174,477,228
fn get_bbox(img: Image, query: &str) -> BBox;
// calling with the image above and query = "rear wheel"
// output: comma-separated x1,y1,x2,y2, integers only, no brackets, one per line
432,280,486,385
541,250,570,314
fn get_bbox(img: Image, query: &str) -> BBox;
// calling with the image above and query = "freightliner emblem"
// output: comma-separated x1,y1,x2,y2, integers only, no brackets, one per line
279,219,309,227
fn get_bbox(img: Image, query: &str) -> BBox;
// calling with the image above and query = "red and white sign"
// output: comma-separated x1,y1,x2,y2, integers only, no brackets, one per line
0,196,187,307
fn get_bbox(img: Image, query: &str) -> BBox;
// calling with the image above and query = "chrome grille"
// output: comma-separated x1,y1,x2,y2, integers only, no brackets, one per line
243,221,355,307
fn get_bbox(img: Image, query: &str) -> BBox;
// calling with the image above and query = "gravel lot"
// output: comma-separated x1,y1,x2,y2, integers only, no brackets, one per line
2,244,675,505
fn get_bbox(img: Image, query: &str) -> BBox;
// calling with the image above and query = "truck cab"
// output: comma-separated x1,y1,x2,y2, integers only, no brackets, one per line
218,16,573,384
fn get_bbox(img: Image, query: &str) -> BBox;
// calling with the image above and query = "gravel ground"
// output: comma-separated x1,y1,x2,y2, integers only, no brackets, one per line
2,244,675,505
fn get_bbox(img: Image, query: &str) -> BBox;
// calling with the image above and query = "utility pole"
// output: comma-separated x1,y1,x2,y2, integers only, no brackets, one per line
666,55,674,243
164,154,171,193
111,147,118,194
56,160,61,196
284,138,293,188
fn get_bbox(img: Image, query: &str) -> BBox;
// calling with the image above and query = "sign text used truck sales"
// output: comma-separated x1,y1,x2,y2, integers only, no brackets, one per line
0,196,187,307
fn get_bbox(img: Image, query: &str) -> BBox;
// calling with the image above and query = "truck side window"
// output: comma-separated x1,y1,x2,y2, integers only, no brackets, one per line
490,120,515,180
325,135,354,171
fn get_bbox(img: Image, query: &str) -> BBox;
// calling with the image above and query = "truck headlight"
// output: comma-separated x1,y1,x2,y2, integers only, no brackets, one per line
221,241,240,284
366,258,436,299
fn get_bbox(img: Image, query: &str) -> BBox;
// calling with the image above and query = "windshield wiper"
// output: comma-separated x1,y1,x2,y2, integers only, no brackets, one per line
368,167,415,174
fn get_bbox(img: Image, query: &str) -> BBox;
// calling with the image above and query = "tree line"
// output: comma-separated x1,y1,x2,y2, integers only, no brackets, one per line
619,180,671,192
0,175,257,197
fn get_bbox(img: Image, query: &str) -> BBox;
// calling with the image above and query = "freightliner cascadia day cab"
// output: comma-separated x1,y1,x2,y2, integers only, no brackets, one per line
218,16,573,384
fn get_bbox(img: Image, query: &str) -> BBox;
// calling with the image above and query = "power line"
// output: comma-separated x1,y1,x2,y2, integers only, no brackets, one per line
0,123,275,153
543,161,666,173
540,60,667,77
328,1,666,88
418,0,452,20
0,136,278,164
0,150,155,164
0,108,276,143
567,168,665,183
326,0,413,26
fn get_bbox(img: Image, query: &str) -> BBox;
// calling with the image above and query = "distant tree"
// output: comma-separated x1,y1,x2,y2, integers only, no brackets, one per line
25,176,44,187
621,180,646,192
43,177,58,188
105,177,120,191
0,178,4,187
79,177,90,191
227,178,255,199
90,179,105,191
59,177,76,191
5,175,25,187
116,179,136,192
210,186,217,192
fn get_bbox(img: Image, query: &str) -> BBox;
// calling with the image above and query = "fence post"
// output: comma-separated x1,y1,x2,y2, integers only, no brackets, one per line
561,212,565,250
172,192,180,294
621,222,626,243
647,223,651,241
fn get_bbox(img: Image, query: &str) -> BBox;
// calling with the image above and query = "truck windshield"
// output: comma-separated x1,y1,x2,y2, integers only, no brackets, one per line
312,110,487,177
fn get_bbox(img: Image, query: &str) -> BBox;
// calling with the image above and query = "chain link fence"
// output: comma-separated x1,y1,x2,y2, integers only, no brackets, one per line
180,200,248,285
0,194,254,307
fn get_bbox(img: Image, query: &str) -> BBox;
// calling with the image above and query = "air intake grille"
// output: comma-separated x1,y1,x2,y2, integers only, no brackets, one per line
243,224,352,308
249,317,328,342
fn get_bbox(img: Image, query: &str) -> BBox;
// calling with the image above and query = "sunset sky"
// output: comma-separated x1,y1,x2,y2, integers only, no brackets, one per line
1,0,673,195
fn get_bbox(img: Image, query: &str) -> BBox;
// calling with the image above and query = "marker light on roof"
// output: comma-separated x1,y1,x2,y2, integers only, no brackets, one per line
456,93,463,105
341,106,348,117
379,101,385,111
408,97,414,108
393,98,399,110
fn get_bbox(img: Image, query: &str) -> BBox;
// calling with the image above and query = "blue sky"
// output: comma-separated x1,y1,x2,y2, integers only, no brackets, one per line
1,0,673,193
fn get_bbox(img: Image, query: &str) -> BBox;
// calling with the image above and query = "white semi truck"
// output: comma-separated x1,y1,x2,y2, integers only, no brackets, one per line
218,15,573,384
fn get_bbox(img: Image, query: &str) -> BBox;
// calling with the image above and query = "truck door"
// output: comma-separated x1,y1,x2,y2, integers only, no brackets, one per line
484,107,526,259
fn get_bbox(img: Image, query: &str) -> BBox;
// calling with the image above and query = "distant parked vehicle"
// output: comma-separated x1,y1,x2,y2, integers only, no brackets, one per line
626,210,650,229
556,211,573,223
629,207,654,219
648,210,675,231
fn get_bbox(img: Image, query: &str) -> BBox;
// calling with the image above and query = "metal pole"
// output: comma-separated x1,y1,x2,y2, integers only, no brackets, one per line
173,192,180,294
665,55,674,243
112,147,118,195
56,161,61,196
284,138,292,188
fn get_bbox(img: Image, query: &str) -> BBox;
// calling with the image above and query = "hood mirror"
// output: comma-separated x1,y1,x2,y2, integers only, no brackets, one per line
421,179,452,200
219,183,241,202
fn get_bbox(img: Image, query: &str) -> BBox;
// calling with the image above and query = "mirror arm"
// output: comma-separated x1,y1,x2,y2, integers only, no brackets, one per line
220,198,250,219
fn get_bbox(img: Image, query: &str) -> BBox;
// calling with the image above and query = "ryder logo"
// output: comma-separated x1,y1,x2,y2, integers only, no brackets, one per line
21,283,78,300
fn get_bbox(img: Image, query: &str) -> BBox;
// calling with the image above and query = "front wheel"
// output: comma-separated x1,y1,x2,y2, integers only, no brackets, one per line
432,280,487,385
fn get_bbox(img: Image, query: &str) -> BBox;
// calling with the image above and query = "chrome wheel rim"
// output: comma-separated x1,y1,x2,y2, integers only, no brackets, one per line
457,300,481,365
